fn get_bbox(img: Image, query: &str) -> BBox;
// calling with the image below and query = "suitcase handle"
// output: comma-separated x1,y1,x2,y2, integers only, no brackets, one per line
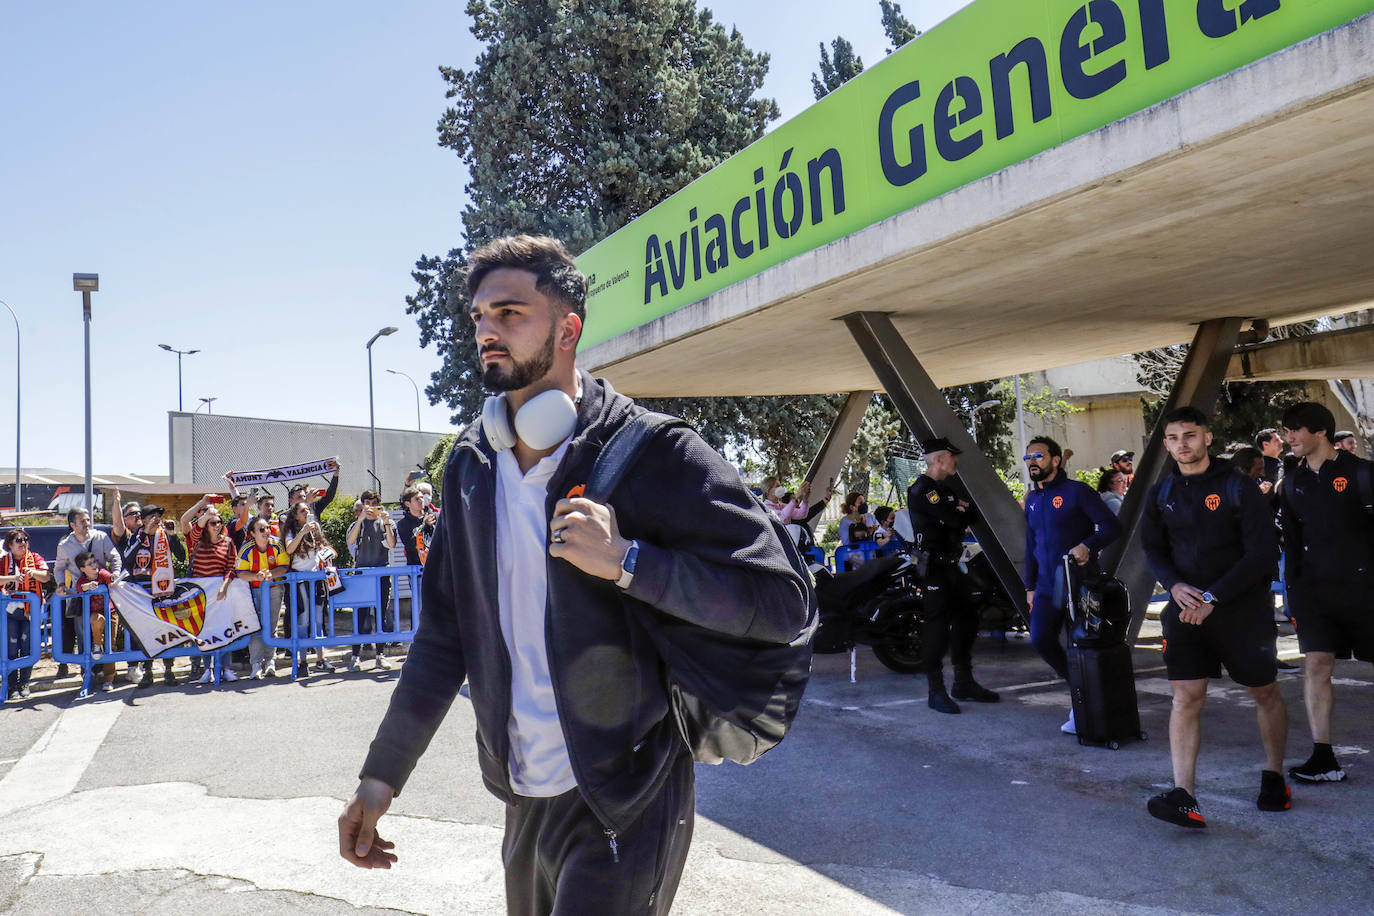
1062,554,1078,624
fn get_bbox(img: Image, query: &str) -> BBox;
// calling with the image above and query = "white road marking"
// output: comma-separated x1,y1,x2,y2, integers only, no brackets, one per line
0,701,123,818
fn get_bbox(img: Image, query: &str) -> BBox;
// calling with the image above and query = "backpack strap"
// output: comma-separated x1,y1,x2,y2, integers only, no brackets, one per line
1226,473,1244,521
585,411,689,504
1154,475,1175,514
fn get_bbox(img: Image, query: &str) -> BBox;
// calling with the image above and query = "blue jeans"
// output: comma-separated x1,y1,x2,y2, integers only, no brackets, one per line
7,610,32,691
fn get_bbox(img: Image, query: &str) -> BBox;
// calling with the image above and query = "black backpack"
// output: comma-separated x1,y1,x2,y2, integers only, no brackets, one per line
586,411,819,766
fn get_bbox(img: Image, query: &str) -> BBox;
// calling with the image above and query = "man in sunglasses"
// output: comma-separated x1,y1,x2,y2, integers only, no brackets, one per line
1022,437,1121,735
1109,450,1135,487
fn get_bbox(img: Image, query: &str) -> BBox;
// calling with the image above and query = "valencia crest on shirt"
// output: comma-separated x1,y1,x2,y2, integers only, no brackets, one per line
927,491,940,504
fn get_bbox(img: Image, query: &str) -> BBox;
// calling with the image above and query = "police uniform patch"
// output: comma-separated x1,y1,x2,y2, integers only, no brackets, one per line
1052,496,1064,509
927,491,940,504
1205,494,1221,511
1333,477,1348,493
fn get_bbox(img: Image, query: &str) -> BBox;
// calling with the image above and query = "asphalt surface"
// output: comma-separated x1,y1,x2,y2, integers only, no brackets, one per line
3,618,1372,915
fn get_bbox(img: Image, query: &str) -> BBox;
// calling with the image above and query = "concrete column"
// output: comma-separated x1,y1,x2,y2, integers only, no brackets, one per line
1103,317,1246,640
802,390,873,518
843,312,1027,613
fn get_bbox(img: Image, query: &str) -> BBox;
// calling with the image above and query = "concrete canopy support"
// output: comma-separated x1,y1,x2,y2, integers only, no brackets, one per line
1103,317,1246,641
803,390,873,516
844,312,1027,612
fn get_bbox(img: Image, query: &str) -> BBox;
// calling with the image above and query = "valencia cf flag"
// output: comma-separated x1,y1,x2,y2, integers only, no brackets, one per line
107,576,262,658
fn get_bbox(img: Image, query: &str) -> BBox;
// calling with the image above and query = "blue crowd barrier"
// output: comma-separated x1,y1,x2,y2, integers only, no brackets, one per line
266,565,422,680
2,591,44,702
48,587,254,696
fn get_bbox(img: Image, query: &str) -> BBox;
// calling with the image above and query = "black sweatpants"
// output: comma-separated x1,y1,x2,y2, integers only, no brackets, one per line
920,563,979,676
503,751,695,916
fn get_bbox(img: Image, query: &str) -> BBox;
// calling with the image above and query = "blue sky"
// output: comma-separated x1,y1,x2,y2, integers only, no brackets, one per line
0,0,970,477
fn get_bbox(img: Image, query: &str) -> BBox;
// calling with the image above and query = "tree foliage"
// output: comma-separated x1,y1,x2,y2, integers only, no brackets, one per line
811,37,864,100
410,0,781,424
879,0,920,52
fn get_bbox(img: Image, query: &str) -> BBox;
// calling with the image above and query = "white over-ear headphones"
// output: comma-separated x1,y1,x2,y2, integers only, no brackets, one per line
481,386,580,451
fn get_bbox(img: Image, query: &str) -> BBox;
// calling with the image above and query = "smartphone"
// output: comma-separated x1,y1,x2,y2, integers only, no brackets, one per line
205,494,224,504
313,488,328,500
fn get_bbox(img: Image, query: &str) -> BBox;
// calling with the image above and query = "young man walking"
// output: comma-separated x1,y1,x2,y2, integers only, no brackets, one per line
1278,401,1374,784
338,236,810,914
1022,436,1121,734
1140,407,1290,827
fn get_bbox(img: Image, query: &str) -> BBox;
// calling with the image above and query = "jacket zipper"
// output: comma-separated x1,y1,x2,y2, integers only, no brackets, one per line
455,439,518,801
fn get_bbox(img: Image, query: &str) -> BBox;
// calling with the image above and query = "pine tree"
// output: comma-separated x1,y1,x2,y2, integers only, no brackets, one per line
879,0,920,53
409,0,779,423
811,37,864,100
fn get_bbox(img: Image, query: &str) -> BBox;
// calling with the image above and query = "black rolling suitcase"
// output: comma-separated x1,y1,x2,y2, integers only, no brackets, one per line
1063,556,1144,750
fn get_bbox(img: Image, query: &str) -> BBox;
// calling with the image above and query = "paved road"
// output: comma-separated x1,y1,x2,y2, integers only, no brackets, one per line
3,624,1372,915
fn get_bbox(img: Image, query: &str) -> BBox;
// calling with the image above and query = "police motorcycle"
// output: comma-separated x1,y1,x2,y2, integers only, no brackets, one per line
787,523,926,674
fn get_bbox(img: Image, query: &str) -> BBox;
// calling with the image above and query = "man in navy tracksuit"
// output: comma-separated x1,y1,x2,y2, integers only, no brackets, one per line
337,236,810,914
1140,406,1289,829
1022,436,1121,734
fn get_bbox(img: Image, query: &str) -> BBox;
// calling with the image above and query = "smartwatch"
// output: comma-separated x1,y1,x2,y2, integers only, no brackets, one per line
1201,591,1217,605
616,540,640,590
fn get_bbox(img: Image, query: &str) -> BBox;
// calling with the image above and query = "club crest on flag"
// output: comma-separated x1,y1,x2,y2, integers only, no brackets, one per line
153,582,208,636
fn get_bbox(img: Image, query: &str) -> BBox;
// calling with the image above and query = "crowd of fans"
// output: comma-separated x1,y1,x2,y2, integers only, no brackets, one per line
2,460,439,700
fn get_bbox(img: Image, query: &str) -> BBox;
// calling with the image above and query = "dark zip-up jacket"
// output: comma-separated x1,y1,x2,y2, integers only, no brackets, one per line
907,474,979,560
1141,457,1278,607
360,372,810,835
1279,449,1374,587
1023,471,1121,595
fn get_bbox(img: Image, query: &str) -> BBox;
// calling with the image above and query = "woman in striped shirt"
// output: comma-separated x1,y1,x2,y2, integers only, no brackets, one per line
188,508,241,684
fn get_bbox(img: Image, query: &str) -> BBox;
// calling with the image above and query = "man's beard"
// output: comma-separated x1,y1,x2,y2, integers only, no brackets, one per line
481,327,557,393
1027,464,1045,480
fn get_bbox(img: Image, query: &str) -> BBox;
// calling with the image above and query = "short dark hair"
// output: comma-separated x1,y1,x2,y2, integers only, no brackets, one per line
1255,428,1279,447
1028,436,1062,460
399,486,421,504
873,506,894,525
256,493,274,506
1280,402,1336,443
67,506,89,527
466,235,587,323
74,551,96,569
360,489,380,504
288,484,308,497
231,494,249,507
1230,446,1263,473
1163,405,1210,428
1096,468,1119,493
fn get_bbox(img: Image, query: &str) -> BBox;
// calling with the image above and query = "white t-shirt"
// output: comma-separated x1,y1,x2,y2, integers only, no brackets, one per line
495,440,576,797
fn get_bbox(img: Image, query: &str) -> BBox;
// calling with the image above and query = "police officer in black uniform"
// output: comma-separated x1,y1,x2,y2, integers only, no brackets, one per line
1278,401,1374,784
907,437,999,714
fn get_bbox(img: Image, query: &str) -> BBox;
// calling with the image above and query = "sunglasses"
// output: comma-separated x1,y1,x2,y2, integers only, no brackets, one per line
124,511,140,518
11,536,29,543
208,519,224,527
1022,452,1046,461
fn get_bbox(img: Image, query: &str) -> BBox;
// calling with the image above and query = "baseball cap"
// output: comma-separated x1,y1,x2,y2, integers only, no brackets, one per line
919,437,962,456
1111,450,1134,462
140,504,165,519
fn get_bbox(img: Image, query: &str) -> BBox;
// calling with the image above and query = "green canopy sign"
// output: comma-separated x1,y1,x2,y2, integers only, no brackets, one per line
578,0,1372,349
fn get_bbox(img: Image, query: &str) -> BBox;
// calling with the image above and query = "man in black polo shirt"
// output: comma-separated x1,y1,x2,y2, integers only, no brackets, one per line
1140,407,1289,828
1279,402,1374,784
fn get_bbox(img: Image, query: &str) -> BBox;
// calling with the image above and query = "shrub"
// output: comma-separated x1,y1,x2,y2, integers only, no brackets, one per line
321,494,358,568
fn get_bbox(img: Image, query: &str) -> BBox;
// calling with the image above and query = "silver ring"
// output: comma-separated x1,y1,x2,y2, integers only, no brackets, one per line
552,530,565,544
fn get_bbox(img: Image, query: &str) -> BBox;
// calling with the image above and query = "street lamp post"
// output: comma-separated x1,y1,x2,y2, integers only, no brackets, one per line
365,327,398,486
969,398,1002,447
385,368,422,432
0,300,19,514
74,274,99,515
158,344,200,412
197,397,217,414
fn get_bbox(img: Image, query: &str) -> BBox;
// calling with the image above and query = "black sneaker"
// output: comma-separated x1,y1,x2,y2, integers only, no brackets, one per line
163,669,177,686
1289,751,1346,783
1257,770,1291,811
138,668,155,688
1147,787,1206,828
951,679,1000,703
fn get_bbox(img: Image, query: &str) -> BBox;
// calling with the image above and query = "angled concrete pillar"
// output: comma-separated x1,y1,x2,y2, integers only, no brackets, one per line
1103,317,1246,640
803,390,873,517
844,312,1027,613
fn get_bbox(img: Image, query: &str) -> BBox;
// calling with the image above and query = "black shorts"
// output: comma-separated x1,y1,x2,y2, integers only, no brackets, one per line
1161,601,1277,687
1289,585,1374,661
